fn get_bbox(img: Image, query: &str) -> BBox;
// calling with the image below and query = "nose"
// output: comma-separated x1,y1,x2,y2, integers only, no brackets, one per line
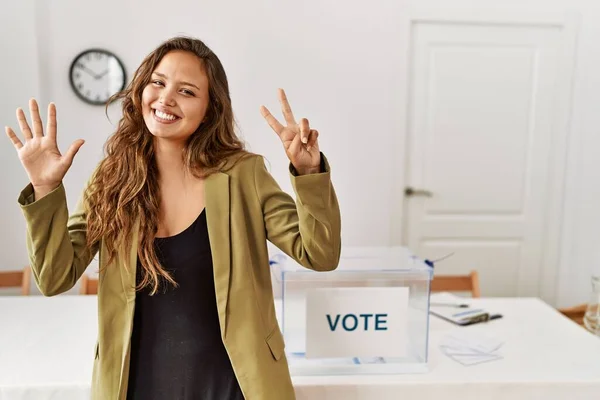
159,88,176,107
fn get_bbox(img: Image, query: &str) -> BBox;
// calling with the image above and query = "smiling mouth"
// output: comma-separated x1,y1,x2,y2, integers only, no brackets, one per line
152,109,181,123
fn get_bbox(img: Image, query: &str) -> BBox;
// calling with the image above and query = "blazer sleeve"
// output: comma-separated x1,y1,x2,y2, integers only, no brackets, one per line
17,181,98,296
254,153,342,271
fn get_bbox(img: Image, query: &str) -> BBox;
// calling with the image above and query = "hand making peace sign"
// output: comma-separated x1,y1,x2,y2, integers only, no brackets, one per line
260,89,321,175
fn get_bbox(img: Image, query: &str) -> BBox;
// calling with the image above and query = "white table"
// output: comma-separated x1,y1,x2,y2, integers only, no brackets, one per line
0,296,97,400
1,295,599,400
292,296,600,400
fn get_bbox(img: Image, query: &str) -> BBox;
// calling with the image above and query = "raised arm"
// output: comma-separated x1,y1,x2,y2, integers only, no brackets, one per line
6,99,94,295
258,89,341,270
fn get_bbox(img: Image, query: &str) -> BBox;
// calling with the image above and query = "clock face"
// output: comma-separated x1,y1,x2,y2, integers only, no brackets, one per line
69,49,126,105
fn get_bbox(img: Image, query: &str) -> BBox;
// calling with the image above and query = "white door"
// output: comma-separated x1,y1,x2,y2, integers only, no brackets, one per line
402,6,577,298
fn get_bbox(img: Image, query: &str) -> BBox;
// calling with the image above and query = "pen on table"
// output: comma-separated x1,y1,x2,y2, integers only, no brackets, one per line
430,302,470,308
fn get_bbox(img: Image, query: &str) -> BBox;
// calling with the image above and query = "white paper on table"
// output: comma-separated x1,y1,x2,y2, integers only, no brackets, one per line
440,332,504,354
438,318,505,366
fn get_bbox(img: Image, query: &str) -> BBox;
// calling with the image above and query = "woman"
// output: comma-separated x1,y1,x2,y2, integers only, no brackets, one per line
5,37,341,400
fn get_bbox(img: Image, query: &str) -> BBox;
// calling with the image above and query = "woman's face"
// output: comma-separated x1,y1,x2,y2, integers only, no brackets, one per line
142,50,210,143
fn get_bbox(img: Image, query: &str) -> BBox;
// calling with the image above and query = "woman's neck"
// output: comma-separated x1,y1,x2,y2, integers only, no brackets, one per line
153,138,189,184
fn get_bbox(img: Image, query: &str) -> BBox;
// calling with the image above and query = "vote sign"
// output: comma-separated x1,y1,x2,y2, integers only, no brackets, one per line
305,287,409,359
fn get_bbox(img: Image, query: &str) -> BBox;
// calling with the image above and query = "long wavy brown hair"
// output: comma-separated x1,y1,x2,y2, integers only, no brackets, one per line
85,36,247,295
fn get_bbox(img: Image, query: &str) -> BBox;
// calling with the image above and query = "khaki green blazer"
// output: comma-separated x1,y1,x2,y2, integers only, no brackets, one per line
18,153,341,400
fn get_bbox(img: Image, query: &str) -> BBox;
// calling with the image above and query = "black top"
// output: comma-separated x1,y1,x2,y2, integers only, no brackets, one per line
126,210,245,400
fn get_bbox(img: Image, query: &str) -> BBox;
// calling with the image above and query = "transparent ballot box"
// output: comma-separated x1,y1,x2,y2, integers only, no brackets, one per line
279,250,432,375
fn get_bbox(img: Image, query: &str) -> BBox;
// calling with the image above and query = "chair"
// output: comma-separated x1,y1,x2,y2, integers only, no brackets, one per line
430,270,481,298
558,303,587,326
79,274,99,295
0,266,31,295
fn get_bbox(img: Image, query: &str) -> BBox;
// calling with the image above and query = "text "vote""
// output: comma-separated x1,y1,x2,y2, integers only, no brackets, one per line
326,313,388,331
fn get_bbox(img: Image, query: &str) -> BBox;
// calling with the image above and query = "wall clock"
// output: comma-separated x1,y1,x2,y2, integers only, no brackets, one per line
69,49,126,105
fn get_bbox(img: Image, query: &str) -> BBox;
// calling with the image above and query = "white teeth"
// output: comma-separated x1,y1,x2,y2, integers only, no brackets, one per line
154,109,177,120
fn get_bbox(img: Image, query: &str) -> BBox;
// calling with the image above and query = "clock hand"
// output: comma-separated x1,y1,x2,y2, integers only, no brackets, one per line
95,69,109,80
78,64,100,78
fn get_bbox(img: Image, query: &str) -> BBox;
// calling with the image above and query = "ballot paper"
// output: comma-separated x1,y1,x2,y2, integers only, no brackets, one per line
439,329,504,366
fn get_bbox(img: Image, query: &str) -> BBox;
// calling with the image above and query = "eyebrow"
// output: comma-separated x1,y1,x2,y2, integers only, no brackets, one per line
153,72,201,91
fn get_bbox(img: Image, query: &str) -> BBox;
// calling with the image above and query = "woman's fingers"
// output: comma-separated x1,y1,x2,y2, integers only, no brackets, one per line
29,99,44,138
46,103,57,141
260,105,285,136
306,129,319,152
16,108,33,140
278,89,297,126
299,118,310,144
288,129,303,156
63,139,85,165
5,126,23,149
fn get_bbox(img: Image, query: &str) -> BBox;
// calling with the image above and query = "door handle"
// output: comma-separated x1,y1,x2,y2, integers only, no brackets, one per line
404,187,433,197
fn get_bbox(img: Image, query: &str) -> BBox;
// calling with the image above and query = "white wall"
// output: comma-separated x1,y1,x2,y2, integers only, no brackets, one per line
555,1,600,306
1,0,600,306
29,0,404,240
0,2,41,273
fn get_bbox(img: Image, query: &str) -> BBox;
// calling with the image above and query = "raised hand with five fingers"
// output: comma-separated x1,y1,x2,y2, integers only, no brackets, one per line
5,99,85,200
260,89,321,176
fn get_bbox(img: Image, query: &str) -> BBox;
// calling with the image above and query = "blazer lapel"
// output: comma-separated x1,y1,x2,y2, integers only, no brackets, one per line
205,171,232,339
118,217,140,396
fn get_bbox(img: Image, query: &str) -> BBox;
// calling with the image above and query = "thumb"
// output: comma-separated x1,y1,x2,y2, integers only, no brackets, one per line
63,139,85,165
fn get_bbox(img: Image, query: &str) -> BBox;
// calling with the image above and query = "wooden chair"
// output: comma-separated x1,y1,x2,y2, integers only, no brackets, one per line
79,275,99,295
558,303,587,326
0,266,31,295
430,270,481,298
